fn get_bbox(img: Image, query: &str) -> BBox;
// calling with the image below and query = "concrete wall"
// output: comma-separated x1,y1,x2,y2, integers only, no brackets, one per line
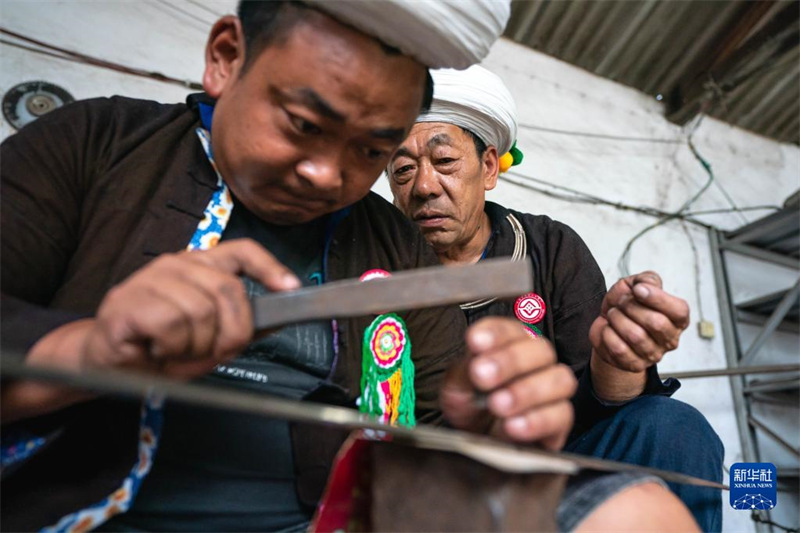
2,3,798,531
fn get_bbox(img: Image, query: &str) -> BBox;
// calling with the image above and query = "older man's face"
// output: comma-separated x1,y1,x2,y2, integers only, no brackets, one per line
205,11,427,225
389,123,497,254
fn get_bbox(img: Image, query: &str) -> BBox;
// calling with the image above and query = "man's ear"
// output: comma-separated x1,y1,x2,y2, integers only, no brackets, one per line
203,16,246,98
482,146,499,192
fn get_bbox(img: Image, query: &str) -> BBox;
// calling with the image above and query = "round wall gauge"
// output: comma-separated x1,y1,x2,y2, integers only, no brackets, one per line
2,81,75,130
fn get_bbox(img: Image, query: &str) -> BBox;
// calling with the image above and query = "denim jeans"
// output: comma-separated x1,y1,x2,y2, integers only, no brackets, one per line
565,395,724,532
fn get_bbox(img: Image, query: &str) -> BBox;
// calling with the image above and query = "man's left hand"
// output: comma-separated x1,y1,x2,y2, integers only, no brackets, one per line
440,317,577,450
590,271,690,374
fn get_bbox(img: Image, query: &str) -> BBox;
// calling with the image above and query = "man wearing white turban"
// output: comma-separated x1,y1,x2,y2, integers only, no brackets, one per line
0,2,551,531
389,65,724,532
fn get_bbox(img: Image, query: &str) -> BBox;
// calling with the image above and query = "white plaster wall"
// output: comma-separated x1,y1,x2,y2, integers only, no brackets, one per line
2,3,798,532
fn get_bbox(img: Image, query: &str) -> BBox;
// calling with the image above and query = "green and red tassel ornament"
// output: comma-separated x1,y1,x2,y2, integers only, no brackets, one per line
359,313,416,427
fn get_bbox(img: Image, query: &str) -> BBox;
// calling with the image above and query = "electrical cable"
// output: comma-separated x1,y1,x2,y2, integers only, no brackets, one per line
617,126,716,277
680,220,705,322
155,0,217,27
0,38,94,68
500,171,775,229
683,205,781,216
519,113,754,226
145,0,209,33
185,0,226,18
712,175,751,225
503,171,672,219
693,54,797,224
690,89,750,225
518,122,684,144
0,28,202,90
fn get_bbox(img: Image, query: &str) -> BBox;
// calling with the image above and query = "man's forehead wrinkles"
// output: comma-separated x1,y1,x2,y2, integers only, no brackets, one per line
392,130,457,163
427,133,455,149
391,146,416,162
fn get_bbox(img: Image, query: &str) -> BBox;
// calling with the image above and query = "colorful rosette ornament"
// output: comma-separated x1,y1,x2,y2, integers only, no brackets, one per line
359,313,415,427
498,141,524,174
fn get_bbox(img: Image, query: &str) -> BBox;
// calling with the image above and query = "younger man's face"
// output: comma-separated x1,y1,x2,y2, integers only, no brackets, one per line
204,10,427,225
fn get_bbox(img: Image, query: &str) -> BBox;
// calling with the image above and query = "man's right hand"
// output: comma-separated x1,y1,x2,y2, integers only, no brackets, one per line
5,239,300,421
79,239,300,378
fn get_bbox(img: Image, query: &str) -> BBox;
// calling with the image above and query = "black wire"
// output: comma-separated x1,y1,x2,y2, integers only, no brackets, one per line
500,169,779,230
499,175,605,207
522,112,755,223
683,205,782,216
146,0,209,33
504,171,669,218
0,38,90,67
518,122,684,144
617,131,716,276
680,221,705,322
184,0,226,18
0,28,203,90
499,171,770,230
155,0,217,27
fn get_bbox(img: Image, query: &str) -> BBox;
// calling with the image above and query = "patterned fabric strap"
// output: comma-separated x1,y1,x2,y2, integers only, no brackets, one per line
460,213,527,310
44,128,233,532
1,433,46,469
43,396,165,533
187,128,234,250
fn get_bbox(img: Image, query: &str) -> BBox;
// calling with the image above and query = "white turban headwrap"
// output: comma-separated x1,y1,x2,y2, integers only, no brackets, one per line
306,1,510,69
417,65,518,155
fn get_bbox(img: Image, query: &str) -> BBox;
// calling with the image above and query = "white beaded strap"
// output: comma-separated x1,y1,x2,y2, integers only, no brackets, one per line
460,213,527,310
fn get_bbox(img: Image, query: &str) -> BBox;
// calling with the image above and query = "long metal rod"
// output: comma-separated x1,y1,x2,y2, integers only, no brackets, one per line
662,364,800,380
721,241,800,270
739,280,800,367
709,229,760,465
748,393,799,407
725,210,798,247
744,377,800,394
775,468,799,480
748,415,800,459
0,357,728,489
737,310,799,335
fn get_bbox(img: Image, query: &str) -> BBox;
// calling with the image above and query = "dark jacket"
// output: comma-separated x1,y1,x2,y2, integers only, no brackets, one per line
0,95,466,530
465,202,679,439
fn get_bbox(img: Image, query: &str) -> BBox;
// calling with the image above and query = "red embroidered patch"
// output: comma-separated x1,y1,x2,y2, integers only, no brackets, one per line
514,293,546,324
